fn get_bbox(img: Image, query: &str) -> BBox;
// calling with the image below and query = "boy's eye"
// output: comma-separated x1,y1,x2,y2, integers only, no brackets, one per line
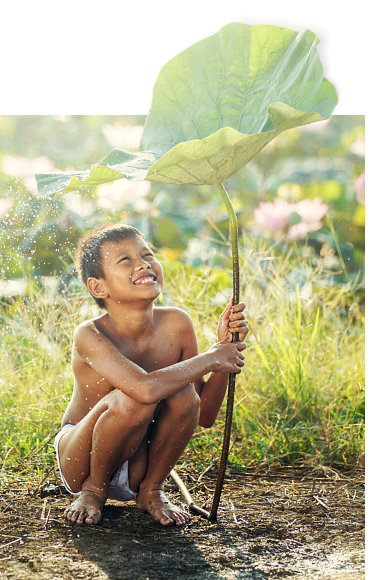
118,254,154,263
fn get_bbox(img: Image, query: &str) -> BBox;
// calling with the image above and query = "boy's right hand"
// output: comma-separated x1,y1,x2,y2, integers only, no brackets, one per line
208,340,246,374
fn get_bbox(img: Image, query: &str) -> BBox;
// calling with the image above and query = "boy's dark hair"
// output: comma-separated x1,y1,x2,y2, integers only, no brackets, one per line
75,223,145,308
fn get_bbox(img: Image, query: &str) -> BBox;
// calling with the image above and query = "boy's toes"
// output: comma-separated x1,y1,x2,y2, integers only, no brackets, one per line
64,508,75,521
62,490,106,525
75,511,88,524
176,509,191,525
172,511,185,525
137,488,191,527
161,506,190,526
71,509,84,523
159,512,175,526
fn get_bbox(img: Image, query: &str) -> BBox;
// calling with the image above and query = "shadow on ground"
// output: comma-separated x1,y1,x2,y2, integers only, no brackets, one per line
68,501,283,579
0,467,365,579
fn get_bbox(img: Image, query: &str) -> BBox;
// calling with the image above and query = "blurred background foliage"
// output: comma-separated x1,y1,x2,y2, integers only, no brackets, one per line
0,115,364,471
0,115,365,296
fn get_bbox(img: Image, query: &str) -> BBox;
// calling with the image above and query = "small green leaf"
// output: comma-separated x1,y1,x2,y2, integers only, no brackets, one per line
288,211,302,226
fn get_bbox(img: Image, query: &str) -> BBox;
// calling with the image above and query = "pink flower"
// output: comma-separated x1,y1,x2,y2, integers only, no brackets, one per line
254,197,329,241
0,198,13,220
287,198,329,241
254,198,293,233
355,173,365,205
294,198,329,224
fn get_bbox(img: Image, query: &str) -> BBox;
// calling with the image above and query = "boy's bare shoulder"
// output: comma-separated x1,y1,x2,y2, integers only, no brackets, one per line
73,315,110,351
154,306,194,328
74,315,106,335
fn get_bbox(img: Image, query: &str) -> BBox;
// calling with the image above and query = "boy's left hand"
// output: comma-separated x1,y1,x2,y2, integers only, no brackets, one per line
217,298,249,343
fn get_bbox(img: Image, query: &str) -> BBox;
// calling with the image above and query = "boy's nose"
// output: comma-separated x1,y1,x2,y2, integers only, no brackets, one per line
134,259,150,270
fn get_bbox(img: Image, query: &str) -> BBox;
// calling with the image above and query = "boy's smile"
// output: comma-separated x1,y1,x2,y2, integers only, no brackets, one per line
133,273,157,285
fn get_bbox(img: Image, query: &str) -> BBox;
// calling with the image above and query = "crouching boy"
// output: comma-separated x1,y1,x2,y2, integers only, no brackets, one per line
55,224,248,526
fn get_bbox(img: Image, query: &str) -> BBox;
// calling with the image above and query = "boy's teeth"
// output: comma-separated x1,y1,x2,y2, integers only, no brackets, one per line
135,276,154,284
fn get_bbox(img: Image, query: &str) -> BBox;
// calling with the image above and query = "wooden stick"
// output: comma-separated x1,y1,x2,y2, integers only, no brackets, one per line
170,469,210,518
208,182,240,521
208,369,237,520
172,182,241,521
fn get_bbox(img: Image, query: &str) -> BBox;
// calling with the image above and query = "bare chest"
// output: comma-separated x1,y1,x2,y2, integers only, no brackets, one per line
117,336,181,372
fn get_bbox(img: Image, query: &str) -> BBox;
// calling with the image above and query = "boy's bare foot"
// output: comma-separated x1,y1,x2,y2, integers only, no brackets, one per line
136,487,190,526
63,490,107,525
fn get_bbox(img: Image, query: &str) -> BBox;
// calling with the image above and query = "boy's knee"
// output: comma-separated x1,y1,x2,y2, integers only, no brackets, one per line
108,389,156,425
166,384,200,416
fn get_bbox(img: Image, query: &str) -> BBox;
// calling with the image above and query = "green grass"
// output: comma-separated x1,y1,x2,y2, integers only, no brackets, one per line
162,237,364,470
0,238,364,488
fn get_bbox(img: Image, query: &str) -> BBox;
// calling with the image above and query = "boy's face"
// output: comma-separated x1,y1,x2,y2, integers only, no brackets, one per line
97,236,164,304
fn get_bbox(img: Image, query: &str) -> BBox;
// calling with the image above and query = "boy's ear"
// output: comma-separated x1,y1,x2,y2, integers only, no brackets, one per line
87,277,109,300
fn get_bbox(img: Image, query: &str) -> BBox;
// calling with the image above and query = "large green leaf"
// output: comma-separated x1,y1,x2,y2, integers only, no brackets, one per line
144,105,324,185
36,23,337,196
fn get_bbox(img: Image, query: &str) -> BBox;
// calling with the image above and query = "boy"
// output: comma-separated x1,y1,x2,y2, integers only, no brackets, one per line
55,224,248,527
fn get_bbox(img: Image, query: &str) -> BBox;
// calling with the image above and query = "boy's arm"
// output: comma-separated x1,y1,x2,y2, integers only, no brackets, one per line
73,321,245,406
178,314,233,429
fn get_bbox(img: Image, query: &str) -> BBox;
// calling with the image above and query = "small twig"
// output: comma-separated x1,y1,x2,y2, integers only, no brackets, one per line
197,462,215,483
40,498,47,521
35,465,57,494
229,501,239,524
43,507,51,527
0,448,14,480
0,538,22,549
313,495,329,510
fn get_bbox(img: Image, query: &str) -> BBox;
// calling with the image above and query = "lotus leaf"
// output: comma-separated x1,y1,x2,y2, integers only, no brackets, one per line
36,23,337,197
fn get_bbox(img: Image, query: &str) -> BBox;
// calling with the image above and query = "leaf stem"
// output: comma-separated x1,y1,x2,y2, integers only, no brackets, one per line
209,182,240,520
215,183,240,304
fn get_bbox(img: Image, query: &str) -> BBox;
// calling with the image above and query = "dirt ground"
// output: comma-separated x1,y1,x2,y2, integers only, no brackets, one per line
0,465,365,580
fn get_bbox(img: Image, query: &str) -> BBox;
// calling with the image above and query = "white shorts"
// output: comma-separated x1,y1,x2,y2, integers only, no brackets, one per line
54,423,137,502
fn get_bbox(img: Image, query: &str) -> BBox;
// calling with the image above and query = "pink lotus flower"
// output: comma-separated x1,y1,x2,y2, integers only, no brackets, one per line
355,173,365,205
294,198,328,223
254,197,329,241
254,198,293,233
0,198,13,220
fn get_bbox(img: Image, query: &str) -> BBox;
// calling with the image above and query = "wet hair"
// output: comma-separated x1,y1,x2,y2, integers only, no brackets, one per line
75,223,145,308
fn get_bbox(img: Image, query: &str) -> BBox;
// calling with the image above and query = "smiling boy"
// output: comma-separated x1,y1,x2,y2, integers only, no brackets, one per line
55,224,248,526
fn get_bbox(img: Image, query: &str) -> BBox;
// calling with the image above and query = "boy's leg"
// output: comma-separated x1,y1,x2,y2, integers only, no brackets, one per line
135,383,200,526
59,389,156,525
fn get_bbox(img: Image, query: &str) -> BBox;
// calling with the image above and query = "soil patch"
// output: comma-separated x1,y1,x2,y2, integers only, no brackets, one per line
0,466,365,579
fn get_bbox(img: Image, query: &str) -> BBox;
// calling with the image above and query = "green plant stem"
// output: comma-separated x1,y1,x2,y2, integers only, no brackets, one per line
209,182,240,520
